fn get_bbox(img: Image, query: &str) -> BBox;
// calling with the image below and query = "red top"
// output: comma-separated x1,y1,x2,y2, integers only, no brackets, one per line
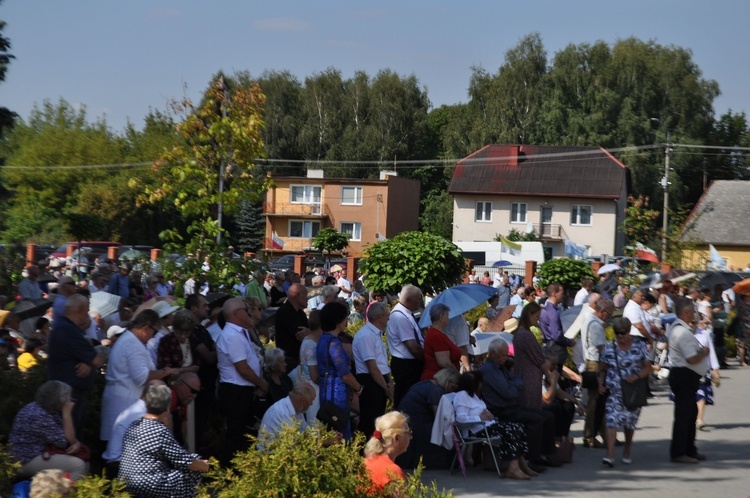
421,326,461,380
364,454,406,491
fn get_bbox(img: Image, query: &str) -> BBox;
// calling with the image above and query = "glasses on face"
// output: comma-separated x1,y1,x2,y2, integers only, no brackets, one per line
614,330,629,336
179,379,200,395
147,325,159,335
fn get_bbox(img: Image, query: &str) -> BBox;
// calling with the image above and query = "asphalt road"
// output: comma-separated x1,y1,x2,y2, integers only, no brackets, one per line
421,363,750,497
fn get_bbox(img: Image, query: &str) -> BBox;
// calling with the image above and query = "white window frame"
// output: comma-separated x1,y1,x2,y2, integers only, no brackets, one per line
290,184,322,204
340,186,363,206
475,201,492,222
570,205,593,226
339,222,362,241
288,220,321,238
510,202,528,224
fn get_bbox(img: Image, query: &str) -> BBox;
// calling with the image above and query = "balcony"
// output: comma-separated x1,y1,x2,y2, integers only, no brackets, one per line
531,223,568,240
262,237,315,253
263,202,330,218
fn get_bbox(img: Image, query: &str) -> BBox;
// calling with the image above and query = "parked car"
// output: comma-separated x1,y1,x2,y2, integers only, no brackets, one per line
50,241,121,260
269,254,297,272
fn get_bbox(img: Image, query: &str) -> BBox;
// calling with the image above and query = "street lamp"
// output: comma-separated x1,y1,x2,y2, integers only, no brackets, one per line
650,118,672,262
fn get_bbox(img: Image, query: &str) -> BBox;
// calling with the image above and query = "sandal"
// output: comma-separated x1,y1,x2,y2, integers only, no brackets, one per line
602,457,615,468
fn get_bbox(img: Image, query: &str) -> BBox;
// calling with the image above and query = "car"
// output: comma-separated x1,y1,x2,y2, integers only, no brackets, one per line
50,241,121,260
269,254,297,272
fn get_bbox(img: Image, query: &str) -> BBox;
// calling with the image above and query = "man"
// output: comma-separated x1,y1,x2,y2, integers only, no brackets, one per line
481,338,556,469
623,289,656,345
103,380,166,472
565,291,601,373
18,265,43,300
386,284,424,408
259,382,316,440
581,298,614,448
47,294,106,438
216,297,269,462
352,302,394,438
510,287,525,318
185,293,217,444
667,297,711,464
52,276,78,320
540,283,574,368
274,283,311,372
88,272,106,293
612,284,628,309
336,271,353,301
245,271,268,308
107,263,133,299
495,275,511,308
153,271,172,296
184,274,196,296
574,278,594,306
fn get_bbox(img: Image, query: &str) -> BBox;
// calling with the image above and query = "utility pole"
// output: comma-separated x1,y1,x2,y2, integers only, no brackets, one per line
661,131,671,262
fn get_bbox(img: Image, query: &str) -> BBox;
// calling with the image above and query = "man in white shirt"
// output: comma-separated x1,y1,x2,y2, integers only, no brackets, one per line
259,382,316,440
622,290,655,345
352,302,393,438
580,299,614,448
336,272,353,300
667,296,711,464
216,298,269,463
574,278,593,306
386,284,424,408
510,287,525,319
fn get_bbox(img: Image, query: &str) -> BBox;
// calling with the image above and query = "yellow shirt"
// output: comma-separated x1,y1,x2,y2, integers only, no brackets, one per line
17,352,38,372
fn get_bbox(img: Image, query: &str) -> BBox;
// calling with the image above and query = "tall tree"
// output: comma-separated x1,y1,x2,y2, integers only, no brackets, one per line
233,200,265,254
0,4,15,142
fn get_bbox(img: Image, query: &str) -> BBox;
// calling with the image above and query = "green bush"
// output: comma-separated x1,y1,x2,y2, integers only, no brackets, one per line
537,259,596,296
0,443,20,497
72,472,129,497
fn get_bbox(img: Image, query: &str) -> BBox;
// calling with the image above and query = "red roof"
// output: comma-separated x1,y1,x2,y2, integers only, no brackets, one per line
448,145,627,199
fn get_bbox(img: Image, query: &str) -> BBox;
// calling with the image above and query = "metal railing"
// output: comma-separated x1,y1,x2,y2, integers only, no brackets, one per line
531,223,568,240
263,201,328,217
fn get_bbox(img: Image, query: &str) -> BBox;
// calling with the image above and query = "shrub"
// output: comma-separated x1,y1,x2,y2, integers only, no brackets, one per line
71,473,129,497
537,259,596,296
0,443,20,497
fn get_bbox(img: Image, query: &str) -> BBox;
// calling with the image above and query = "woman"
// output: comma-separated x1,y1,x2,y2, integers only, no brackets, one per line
143,276,158,301
296,309,322,420
269,272,287,307
513,302,552,410
480,271,492,286
541,350,585,444
9,381,88,481
397,368,459,469
156,310,201,376
101,310,176,442
421,303,461,380
468,269,479,284
453,371,535,479
263,348,294,403
694,317,721,430
364,411,411,494
119,384,209,498
316,301,362,440
598,317,652,467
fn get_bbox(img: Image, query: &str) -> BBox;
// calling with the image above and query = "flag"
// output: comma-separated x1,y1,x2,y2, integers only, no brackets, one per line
499,236,522,257
708,244,726,270
564,239,587,258
634,242,659,263
271,231,285,250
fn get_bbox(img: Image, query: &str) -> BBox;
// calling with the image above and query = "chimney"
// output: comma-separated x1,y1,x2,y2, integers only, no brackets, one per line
508,145,520,167
307,169,324,179
379,170,398,180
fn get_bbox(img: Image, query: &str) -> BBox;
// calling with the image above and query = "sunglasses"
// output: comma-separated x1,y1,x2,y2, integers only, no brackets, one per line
614,331,629,336
180,379,200,395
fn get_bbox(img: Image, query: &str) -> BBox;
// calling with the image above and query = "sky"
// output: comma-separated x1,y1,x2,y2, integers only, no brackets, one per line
3,1,750,135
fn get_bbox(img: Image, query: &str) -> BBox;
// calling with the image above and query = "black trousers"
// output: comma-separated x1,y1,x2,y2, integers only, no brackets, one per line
218,382,255,464
357,373,388,438
490,405,556,460
669,367,701,459
391,357,424,409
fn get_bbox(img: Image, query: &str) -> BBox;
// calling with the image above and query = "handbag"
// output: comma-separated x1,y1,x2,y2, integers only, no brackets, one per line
42,442,91,462
316,337,350,433
581,371,599,390
613,341,648,410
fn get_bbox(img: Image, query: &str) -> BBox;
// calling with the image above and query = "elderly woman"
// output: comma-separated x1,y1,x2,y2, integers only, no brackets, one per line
101,310,176,442
316,301,362,440
263,348,294,403
397,368,459,469
364,411,411,494
421,303,461,380
9,381,88,481
119,384,209,498
269,272,287,307
598,317,652,467
157,310,201,376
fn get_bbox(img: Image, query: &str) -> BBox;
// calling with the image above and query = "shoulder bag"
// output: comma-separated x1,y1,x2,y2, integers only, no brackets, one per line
613,341,648,410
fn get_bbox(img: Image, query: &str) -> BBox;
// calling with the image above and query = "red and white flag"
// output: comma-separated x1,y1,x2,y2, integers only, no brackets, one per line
271,231,285,250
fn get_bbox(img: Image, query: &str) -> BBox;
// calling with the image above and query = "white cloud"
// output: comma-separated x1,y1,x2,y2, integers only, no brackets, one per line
252,18,312,32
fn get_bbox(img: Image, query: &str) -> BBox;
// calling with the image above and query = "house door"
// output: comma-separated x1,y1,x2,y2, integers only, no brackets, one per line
541,206,553,237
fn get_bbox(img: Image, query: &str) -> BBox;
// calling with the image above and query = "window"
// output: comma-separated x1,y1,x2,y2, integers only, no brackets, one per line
290,185,322,204
340,186,363,205
511,203,527,223
340,222,362,241
289,220,321,238
475,201,492,222
571,205,592,226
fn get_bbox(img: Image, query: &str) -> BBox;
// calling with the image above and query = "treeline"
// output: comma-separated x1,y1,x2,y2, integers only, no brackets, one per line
0,33,748,247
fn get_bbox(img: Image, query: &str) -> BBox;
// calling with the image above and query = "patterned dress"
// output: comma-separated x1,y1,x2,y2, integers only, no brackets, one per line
119,418,202,498
316,332,352,440
600,340,649,430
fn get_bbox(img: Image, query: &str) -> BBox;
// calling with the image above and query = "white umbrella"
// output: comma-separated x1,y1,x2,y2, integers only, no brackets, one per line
597,263,621,275
90,292,122,318
471,332,513,355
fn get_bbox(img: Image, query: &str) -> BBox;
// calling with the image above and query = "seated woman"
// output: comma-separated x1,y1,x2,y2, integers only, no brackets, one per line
156,310,201,376
396,368,459,469
119,384,209,498
421,303,461,380
541,350,585,446
364,411,411,495
453,371,535,479
9,381,88,481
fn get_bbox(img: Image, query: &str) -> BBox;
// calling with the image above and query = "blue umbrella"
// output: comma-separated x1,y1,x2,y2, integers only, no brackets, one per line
419,283,498,328
492,260,513,268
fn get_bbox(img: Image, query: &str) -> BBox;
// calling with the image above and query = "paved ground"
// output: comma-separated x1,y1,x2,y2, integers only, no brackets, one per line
421,364,750,497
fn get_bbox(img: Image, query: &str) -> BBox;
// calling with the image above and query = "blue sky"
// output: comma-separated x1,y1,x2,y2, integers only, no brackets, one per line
3,1,749,134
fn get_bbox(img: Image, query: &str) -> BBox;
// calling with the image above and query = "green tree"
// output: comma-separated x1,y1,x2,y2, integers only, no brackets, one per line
620,195,660,250
496,228,536,242
420,191,453,240
312,227,350,268
233,200,265,254
361,231,465,295
537,258,596,292
0,4,15,141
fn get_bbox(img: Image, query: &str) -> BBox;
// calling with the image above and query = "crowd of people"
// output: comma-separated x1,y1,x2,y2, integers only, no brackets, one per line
1,254,744,496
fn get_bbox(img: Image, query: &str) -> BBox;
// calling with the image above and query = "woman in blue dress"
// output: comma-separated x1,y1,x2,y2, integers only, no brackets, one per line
316,301,362,440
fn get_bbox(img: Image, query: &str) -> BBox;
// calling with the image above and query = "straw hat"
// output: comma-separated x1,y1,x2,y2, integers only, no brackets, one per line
503,318,519,333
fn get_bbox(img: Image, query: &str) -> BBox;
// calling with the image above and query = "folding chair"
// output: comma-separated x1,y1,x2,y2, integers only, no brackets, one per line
450,420,504,478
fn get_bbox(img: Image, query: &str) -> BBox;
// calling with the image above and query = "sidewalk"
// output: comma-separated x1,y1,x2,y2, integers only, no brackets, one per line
422,365,750,497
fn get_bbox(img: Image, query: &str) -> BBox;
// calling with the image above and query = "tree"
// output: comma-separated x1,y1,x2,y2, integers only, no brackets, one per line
312,227,350,268
537,258,595,292
0,4,15,142
233,200,265,254
620,195,660,250
420,191,453,240
361,231,466,295
138,73,269,248
496,228,536,242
